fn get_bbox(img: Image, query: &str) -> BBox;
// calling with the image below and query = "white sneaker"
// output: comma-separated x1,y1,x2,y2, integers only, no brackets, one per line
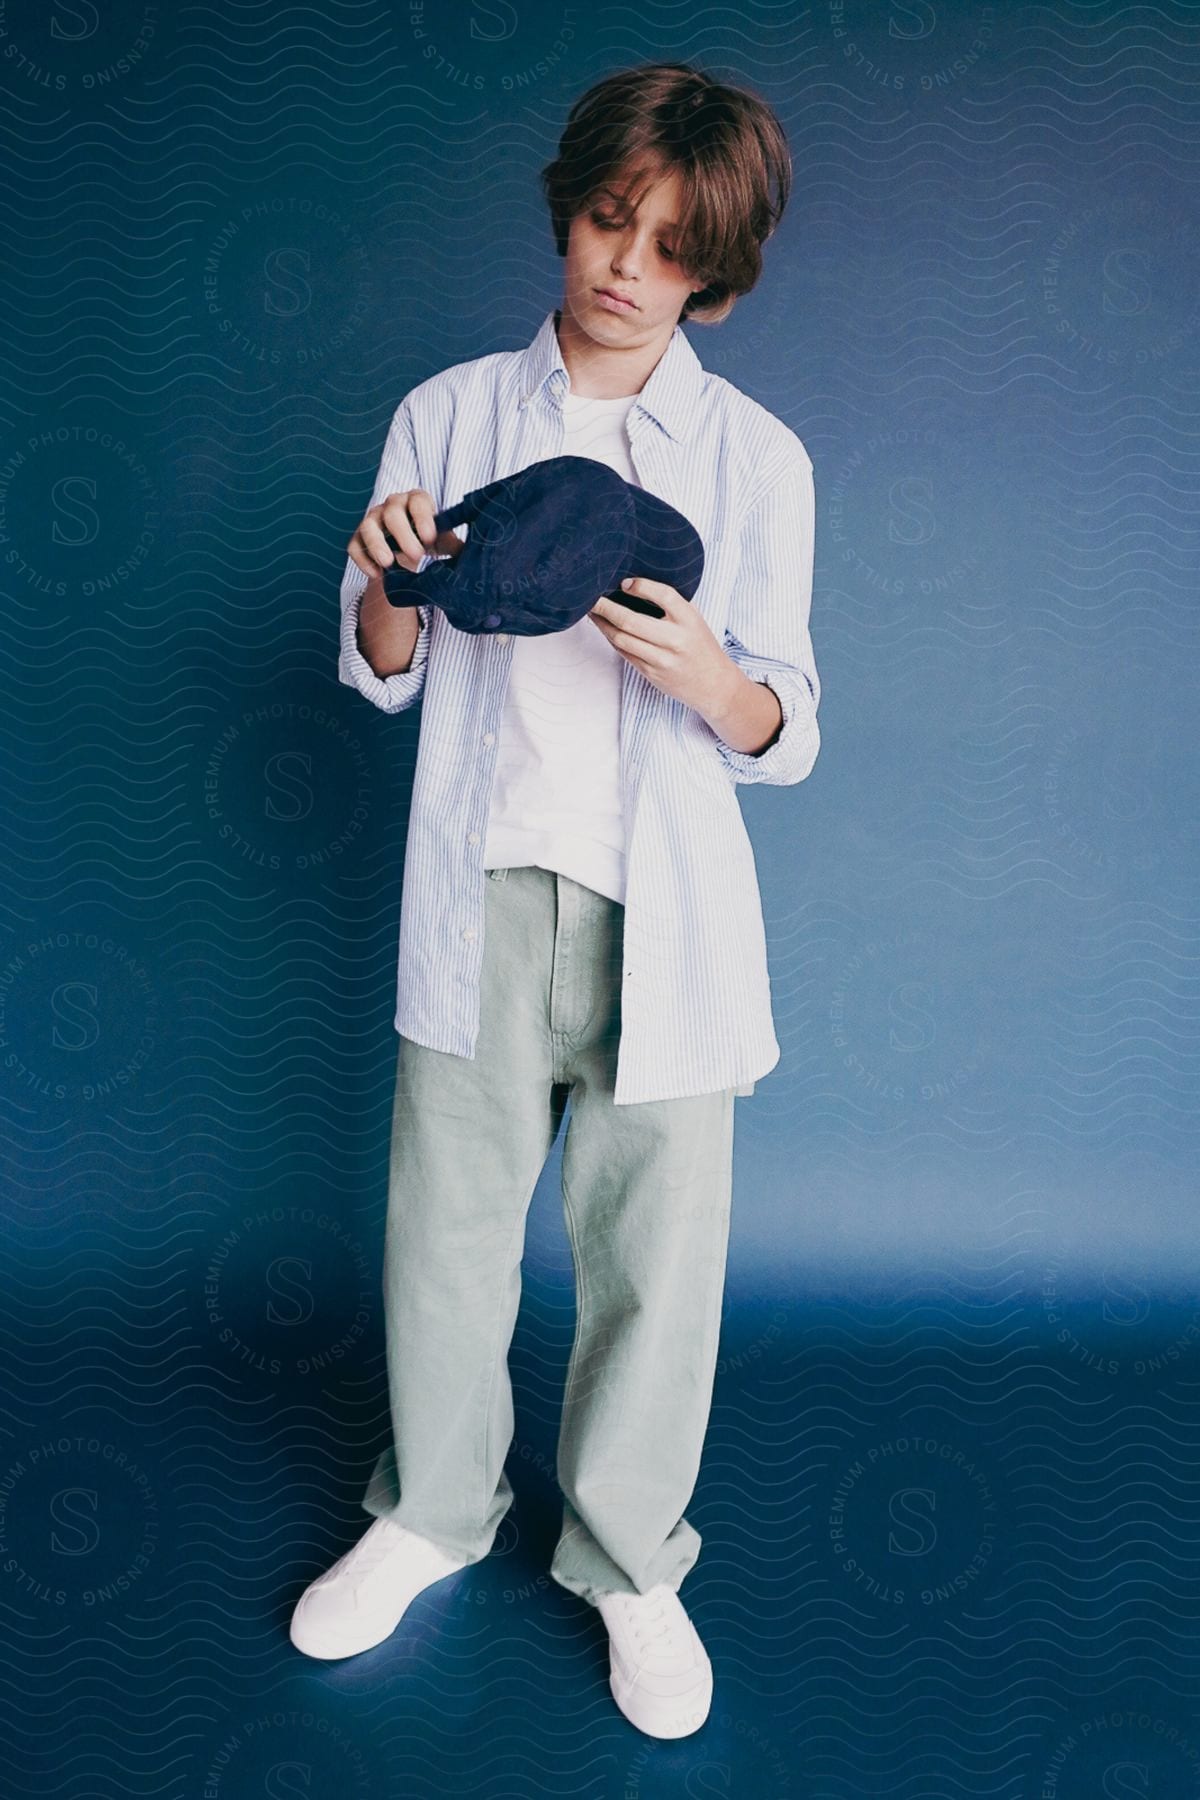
596,1582,713,1738
289,1516,468,1659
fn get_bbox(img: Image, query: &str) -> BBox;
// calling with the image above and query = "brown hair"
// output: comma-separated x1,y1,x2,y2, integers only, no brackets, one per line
540,61,792,326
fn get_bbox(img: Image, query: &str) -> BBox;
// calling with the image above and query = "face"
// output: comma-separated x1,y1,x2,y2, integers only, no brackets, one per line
561,162,706,352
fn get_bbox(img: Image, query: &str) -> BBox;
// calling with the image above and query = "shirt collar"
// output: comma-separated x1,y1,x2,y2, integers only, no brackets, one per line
517,307,704,445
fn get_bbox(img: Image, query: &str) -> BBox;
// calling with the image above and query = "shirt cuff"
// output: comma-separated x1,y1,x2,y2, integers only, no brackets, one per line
712,663,820,786
339,586,431,714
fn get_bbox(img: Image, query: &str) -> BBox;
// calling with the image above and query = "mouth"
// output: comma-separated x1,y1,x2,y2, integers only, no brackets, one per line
594,288,638,312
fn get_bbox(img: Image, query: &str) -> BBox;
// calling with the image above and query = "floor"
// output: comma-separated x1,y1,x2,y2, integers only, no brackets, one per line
9,1271,1198,1797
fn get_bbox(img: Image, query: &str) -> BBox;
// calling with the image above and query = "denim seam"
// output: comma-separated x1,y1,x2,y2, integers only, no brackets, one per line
555,1157,592,1587
700,1094,737,1388
478,1175,541,1536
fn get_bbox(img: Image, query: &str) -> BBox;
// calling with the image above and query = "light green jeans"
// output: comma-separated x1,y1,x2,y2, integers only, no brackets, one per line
361,863,737,1605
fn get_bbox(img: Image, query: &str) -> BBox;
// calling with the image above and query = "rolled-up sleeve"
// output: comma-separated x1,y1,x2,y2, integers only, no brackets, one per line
711,449,821,787
338,395,433,715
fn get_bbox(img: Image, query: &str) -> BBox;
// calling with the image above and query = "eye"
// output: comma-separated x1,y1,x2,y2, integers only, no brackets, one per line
589,211,678,260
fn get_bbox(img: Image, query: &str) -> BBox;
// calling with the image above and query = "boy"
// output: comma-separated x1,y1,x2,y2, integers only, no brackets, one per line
290,61,820,1741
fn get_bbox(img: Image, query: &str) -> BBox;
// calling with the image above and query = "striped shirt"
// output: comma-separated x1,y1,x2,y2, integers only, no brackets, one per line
338,307,821,1105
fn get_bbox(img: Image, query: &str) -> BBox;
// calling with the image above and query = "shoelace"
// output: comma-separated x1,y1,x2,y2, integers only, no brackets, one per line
325,1522,413,1589
618,1589,685,1655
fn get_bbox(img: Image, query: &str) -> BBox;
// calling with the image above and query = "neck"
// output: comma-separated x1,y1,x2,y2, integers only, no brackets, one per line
553,304,674,400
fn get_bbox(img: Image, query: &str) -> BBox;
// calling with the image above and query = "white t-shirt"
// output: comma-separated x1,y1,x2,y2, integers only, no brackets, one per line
482,387,640,905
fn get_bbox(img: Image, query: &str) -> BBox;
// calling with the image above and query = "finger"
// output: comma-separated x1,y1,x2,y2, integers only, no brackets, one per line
405,492,442,554
361,514,402,570
599,618,662,665
347,536,381,578
376,497,427,569
620,576,677,604
608,593,672,643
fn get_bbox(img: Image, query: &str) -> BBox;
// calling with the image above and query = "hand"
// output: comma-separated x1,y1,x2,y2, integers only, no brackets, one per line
588,578,737,718
347,490,464,579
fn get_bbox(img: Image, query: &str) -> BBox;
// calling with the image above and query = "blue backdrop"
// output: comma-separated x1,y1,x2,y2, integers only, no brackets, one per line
2,1,1198,1794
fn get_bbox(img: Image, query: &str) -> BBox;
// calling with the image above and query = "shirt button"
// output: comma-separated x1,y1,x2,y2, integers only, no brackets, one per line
482,731,495,746
464,927,477,941
497,633,510,644
467,831,480,845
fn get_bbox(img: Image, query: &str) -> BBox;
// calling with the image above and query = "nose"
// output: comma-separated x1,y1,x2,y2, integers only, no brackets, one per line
610,227,649,279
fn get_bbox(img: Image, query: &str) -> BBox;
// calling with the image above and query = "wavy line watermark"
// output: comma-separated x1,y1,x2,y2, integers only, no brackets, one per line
624,1709,795,1796
825,2,997,98
0,1,158,96
0,929,159,1106
1040,1258,1200,1383
825,426,983,607
827,927,988,1112
0,423,159,601
203,1204,375,1382
200,194,372,370
826,1433,1002,1612
403,0,579,94
1039,718,1193,889
201,1707,373,1800
1036,1707,1200,1799
200,700,376,880
0,1435,160,1613
1034,188,1200,373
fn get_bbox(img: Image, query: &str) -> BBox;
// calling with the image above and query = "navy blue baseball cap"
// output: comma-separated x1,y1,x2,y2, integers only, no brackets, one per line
381,454,706,636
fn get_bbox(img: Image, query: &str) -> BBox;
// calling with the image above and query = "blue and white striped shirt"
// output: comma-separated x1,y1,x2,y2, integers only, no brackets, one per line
338,308,820,1105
